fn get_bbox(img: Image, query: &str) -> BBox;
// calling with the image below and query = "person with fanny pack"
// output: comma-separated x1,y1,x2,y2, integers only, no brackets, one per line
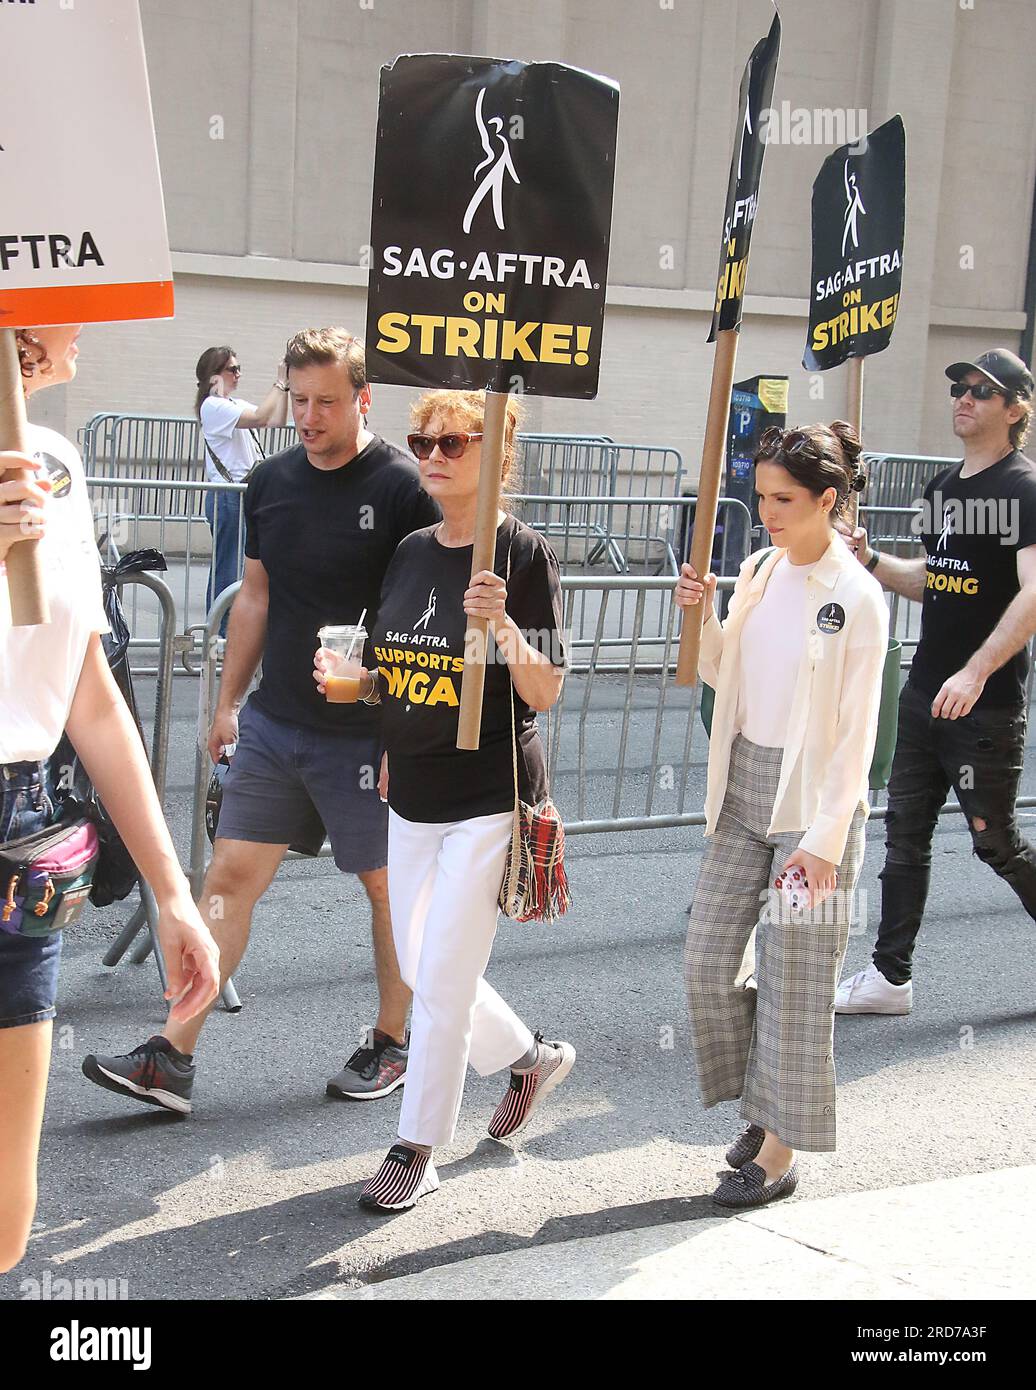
676,421,888,1210
0,326,220,1273
195,345,289,631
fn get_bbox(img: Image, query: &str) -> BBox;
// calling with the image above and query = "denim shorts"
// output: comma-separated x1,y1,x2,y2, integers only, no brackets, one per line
0,760,62,1029
217,699,388,873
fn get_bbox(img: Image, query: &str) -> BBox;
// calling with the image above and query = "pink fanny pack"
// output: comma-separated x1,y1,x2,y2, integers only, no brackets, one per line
1,811,100,938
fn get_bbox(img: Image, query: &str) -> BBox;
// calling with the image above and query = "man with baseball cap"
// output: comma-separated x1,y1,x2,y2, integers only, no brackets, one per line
837,348,1036,1012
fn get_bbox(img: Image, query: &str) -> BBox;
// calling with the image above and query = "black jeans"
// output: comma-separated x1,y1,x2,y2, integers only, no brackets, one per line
874,679,1036,983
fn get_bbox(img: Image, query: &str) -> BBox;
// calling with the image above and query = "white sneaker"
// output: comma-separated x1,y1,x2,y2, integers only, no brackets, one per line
835,962,913,1015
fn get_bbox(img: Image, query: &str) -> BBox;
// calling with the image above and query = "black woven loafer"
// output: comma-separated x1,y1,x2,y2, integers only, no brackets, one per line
724,1124,765,1170
712,1160,798,1209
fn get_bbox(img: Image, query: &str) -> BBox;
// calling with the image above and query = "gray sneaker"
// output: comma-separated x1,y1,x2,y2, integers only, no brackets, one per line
82,1036,195,1115
326,1029,408,1100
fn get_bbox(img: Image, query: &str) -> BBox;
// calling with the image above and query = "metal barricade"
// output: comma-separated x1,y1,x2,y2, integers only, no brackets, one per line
87,476,244,666
859,503,926,657
516,433,615,496
80,417,682,596
518,441,684,560
862,451,957,511
95,572,177,992
513,493,751,580
185,577,718,889
85,479,752,665
80,412,297,527
190,568,1007,866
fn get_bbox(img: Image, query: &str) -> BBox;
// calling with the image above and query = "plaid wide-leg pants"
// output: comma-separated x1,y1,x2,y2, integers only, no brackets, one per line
685,734,866,1151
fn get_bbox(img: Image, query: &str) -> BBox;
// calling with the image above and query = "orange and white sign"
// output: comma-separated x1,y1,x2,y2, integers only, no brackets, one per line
0,0,173,328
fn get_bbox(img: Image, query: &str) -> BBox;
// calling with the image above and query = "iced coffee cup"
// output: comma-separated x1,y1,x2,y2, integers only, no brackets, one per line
318,624,367,703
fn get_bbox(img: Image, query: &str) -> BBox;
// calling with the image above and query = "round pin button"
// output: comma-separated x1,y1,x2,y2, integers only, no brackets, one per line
816,603,846,634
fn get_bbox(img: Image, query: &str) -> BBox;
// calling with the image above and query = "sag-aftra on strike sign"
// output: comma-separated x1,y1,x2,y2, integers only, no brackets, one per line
0,0,172,327
366,54,619,399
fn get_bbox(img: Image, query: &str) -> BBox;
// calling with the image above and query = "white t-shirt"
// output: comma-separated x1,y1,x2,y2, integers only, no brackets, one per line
199,396,259,483
735,551,811,748
1,425,109,763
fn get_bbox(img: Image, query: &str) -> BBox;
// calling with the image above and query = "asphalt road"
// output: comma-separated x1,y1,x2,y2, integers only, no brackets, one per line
3,674,1035,1300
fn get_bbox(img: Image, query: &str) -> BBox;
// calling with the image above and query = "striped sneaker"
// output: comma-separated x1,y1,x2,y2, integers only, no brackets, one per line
488,1035,575,1141
359,1143,439,1212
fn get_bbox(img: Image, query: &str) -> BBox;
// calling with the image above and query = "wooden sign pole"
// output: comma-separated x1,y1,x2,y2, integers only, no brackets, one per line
846,354,865,528
456,389,509,749
675,328,740,686
0,328,49,626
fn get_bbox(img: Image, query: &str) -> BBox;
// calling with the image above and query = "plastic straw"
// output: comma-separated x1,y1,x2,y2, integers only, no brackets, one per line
344,608,367,665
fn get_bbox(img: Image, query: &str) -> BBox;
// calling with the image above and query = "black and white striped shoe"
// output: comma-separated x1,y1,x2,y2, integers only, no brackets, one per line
358,1143,439,1213
488,1036,575,1141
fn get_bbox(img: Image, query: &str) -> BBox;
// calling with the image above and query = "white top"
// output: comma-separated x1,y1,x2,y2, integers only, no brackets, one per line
700,536,890,866
1,425,109,763
199,396,259,483
735,552,810,747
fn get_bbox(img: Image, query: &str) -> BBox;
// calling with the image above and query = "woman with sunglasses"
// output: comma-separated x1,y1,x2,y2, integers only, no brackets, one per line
194,346,289,629
676,421,888,1209
1,327,220,1272
314,390,572,1212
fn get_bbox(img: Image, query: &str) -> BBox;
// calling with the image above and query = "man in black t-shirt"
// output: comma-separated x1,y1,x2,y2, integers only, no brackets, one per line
836,349,1036,1014
84,329,439,1113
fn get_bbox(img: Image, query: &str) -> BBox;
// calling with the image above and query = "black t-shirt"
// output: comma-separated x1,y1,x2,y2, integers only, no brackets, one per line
372,516,566,822
243,436,440,732
910,450,1036,709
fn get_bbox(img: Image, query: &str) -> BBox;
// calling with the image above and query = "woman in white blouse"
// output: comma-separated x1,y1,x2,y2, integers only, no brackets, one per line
194,345,288,627
0,327,220,1272
676,421,888,1209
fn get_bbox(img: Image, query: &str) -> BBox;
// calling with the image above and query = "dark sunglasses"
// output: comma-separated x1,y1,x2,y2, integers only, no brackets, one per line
224,363,242,376
407,431,483,460
949,381,1004,401
756,426,824,462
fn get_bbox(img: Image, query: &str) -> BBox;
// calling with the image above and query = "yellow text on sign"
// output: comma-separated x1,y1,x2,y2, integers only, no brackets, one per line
715,251,749,312
811,293,899,352
376,312,592,365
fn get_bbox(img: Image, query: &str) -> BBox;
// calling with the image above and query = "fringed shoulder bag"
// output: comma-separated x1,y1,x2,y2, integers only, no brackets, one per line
497,545,571,923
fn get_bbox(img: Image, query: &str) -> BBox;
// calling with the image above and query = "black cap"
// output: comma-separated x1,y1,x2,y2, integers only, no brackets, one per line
946,349,1034,401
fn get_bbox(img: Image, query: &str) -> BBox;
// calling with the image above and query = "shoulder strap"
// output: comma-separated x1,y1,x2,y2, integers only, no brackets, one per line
506,543,521,812
203,439,235,485
752,546,775,577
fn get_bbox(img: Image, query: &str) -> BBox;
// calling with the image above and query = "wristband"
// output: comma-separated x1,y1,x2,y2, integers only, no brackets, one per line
360,672,382,706
275,382,290,393
865,549,880,573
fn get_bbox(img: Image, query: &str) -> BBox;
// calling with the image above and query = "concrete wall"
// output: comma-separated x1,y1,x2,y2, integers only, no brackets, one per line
31,0,1036,482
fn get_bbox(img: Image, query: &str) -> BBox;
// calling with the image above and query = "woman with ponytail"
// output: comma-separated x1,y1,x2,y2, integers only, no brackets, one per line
676,420,887,1208
194,345,289,629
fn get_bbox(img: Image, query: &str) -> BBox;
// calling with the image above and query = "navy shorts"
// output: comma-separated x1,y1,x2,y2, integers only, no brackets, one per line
217,700,388,873
0,760,62,1029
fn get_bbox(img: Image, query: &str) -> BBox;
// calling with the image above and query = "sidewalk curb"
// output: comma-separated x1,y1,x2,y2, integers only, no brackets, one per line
299,1166,1036,1301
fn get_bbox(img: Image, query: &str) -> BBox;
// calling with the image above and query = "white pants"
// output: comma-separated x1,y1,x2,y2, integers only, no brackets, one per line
388,808,535,1147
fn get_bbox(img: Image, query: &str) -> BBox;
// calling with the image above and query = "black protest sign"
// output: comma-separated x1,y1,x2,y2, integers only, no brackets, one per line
708,8,781,341
803,114,906,371
366,54,619,399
